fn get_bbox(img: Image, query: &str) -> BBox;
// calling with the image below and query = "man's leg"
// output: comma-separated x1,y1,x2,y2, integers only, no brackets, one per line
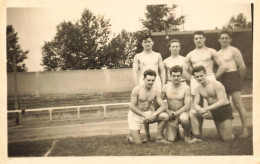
179,112,190,142
129,130,142,145
218,119,234,141
189,108,203,138
165,118,179,142
231,91,249,137
213,120,222,139
143,123,150,141
156,112,169,140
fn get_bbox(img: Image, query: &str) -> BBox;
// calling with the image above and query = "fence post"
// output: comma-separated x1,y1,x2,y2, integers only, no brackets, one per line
49,109,52,121
103,105,107,118
77,107,80,119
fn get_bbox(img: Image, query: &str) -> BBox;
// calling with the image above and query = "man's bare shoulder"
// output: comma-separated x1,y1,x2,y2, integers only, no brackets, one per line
208,47,218,54
210,80,224,89
131,85,141,95
154,51,163,58
163,56,171,63
230,46,241,53
182,82,190,89
134,53,142,59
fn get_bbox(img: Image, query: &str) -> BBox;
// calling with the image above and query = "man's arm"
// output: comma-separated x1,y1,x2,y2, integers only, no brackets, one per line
174,86,191,116
212,49,228,79
233,48,246,79
204,82,227,111
163,60,169,82
129,87,146,117
161,85,172,117
132,54,139,86
158,54,166,85
182,54,192,81
152,90,166,117
193,87,203,112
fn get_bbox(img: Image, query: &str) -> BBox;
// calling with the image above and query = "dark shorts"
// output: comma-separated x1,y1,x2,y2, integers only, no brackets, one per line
210,104,234,123
220,71,241,94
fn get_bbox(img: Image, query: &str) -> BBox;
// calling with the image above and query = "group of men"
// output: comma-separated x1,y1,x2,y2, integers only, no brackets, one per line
127,30,249,144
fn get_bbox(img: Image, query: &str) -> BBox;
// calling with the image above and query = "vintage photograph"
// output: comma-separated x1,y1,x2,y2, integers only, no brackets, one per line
1,0,258,163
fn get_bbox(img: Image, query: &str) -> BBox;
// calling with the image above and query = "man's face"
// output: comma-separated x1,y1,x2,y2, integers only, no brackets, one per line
142,38,154,50
218,33,232,47
144,75,156,88
170,72,181,84
193,34,206,48
194,70,206,84
169,42,180,55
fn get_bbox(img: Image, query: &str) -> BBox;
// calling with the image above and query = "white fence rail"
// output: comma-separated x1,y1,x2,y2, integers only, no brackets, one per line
7,94,252,123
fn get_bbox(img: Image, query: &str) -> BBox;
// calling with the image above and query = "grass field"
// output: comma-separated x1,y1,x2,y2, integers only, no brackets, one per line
8,126,253,157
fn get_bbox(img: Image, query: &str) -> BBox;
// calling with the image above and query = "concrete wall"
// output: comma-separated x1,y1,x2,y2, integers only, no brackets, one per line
8,68,135,96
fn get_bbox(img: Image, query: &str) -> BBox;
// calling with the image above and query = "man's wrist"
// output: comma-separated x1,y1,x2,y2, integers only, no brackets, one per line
171,111,176,117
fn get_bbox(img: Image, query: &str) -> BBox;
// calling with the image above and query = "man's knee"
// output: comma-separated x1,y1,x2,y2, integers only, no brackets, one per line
189,109,198,118
158,112,169,121
179,113,189,124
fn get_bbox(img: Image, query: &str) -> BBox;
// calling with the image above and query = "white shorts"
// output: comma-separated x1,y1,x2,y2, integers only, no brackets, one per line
190,73,216,95
139,76,162,92
128,110,152,130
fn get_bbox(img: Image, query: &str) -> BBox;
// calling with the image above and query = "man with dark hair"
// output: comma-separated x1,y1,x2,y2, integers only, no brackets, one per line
182,30,227,139
133,34,166,141
127,69,170,145
191,65,234,142
218,30,249,138
161,65,191,143
163,39,186,83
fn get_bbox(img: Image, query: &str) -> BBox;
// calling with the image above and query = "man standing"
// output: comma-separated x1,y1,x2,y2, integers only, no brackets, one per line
182,31,227,138
161,65,191,142
218,30,249,138
133,34,166,141
127,69,169,145
191,65,234,141
163,39,186,83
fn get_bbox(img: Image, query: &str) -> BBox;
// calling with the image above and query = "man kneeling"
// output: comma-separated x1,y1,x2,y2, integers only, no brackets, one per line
190,65,234,142
161,65,191,142
127,69,169,145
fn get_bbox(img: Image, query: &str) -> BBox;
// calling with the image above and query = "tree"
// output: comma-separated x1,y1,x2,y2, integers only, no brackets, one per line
223,13,252,29
41,9,111,71
141,4,185,32
6,25,28,72
104,29,136,68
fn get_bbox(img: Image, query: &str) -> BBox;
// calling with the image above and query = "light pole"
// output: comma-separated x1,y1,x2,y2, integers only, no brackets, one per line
11,48,20,124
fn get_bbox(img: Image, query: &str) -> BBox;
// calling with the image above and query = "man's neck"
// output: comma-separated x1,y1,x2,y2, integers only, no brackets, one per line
196,45,206,50
143,49,153,53
170,54,179,58
221,45,230,50
172,82,181,88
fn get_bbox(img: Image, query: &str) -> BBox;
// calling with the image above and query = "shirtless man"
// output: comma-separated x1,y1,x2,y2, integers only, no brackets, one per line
192,65,234,141
127,69,169,145
161,65,191,142
133,34,166,141
218,30,249,138
163,39,186,83
183,31,227,138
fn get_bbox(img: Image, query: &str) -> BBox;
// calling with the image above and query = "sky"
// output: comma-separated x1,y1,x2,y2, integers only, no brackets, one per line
7,2,252,72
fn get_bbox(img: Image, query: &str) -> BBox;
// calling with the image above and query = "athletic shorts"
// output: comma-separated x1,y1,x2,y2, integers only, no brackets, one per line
139,75,162,92
210,104,234,123
220,71,241,94
167,112,188,128
190,73,216,95
128,110,152,130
